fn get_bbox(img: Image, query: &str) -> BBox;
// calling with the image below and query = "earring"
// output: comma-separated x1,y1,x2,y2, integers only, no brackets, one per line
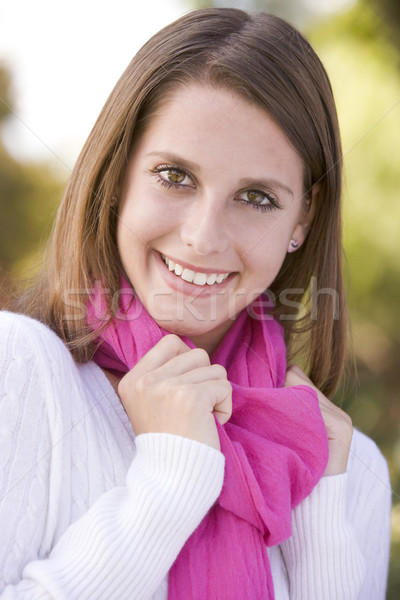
288,239,299,253
110,195,118,207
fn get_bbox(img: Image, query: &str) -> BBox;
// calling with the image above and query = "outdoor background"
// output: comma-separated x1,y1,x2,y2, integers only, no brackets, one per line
0,0,399,595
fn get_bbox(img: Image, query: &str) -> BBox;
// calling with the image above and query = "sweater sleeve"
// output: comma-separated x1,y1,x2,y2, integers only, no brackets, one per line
279,430,391,600
0,313,225,599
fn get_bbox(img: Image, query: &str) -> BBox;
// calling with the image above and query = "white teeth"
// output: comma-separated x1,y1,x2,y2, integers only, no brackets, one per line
194,272,208,285
206,273,217,285
161,254,230,286
181,268,195,283
174,263,183,276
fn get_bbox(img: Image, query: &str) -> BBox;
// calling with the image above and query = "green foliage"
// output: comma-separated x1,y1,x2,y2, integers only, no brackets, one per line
0,148,61,271
0,66,13,121
0,66,64,282
309,3,400,597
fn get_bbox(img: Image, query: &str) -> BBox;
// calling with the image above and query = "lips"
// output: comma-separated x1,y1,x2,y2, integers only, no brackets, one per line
160,253,231,286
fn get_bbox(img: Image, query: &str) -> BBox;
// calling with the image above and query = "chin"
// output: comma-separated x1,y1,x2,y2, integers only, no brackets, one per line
153,317,209,338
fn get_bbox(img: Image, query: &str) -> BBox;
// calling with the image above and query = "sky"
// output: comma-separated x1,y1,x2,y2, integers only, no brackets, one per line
0,0,185,172
0,0,355,174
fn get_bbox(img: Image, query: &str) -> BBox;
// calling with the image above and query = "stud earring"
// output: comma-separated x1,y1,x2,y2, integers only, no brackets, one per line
110,195,118,207
288,239,299,253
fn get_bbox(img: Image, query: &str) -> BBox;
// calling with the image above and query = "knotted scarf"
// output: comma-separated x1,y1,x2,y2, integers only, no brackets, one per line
88,279,328,599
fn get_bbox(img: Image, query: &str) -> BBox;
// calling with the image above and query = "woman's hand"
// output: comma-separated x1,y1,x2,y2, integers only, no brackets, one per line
118,334,232,451
285,365,353,476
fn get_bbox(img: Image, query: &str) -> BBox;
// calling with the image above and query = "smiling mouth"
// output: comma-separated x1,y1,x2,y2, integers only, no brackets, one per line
160,254,231,286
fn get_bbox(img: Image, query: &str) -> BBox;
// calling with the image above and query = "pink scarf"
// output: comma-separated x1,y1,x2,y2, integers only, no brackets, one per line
88,280,328,600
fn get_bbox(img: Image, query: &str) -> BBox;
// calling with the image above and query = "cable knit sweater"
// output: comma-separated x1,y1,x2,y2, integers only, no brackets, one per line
0,312,391,599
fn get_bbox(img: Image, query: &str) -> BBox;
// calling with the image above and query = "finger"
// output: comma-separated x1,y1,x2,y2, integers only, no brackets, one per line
213,394,232,426
284,364,312,387
284,367,340,413
152,347,213,380
285,367,332,410
206,380,232,425
121,343,215,398
176,379,232,425
162,363,228,387
130,334,191,377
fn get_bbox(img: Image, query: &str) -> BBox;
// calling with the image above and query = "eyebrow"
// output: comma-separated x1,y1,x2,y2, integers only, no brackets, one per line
145,151,294,197
236,177,294,198
145,152,200,176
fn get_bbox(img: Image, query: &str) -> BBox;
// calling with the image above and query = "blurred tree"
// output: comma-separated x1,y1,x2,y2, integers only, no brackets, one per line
0,67,13,122
0,63,64,302
370,0,400,55
316,4,400,598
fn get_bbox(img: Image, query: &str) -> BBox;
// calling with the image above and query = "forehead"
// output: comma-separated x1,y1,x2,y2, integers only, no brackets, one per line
131,83,305,191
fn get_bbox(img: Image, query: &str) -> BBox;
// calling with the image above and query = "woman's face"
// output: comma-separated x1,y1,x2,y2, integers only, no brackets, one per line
117,84,312,352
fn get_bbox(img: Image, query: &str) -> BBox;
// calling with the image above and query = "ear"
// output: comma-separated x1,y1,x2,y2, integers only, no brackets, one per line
287,184,319,253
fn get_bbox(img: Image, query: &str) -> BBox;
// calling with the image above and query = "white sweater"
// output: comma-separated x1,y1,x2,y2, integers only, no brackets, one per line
0,312,391,599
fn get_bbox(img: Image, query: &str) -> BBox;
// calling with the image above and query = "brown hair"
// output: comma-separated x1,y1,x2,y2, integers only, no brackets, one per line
16,8,346,397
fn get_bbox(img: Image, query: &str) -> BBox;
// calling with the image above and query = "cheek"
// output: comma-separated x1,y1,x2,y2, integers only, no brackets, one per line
120,187,179,236
116,196,181,273
116,207,134,253
116,203,147,271
242,232,289,282
117,199,153,244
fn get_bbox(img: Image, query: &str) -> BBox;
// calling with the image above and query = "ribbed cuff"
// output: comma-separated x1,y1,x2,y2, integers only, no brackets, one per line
129,433,225,536
281,474,367,599
23,433,225,600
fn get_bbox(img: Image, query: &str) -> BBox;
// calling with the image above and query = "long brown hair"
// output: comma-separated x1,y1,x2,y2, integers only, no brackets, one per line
15,8,346,397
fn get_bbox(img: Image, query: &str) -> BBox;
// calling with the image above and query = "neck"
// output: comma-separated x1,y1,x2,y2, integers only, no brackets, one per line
171,318,238,355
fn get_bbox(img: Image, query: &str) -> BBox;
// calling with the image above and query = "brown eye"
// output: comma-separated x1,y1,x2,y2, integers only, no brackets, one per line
150,165,194,189
238,190,272,206
166,169,186,184
246,190,265,205
236,189,280,213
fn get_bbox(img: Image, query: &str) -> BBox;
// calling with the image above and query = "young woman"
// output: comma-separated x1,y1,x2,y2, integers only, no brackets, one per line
0,8,391,599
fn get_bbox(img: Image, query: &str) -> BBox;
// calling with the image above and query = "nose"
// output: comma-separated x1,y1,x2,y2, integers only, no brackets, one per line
180,194,230,256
